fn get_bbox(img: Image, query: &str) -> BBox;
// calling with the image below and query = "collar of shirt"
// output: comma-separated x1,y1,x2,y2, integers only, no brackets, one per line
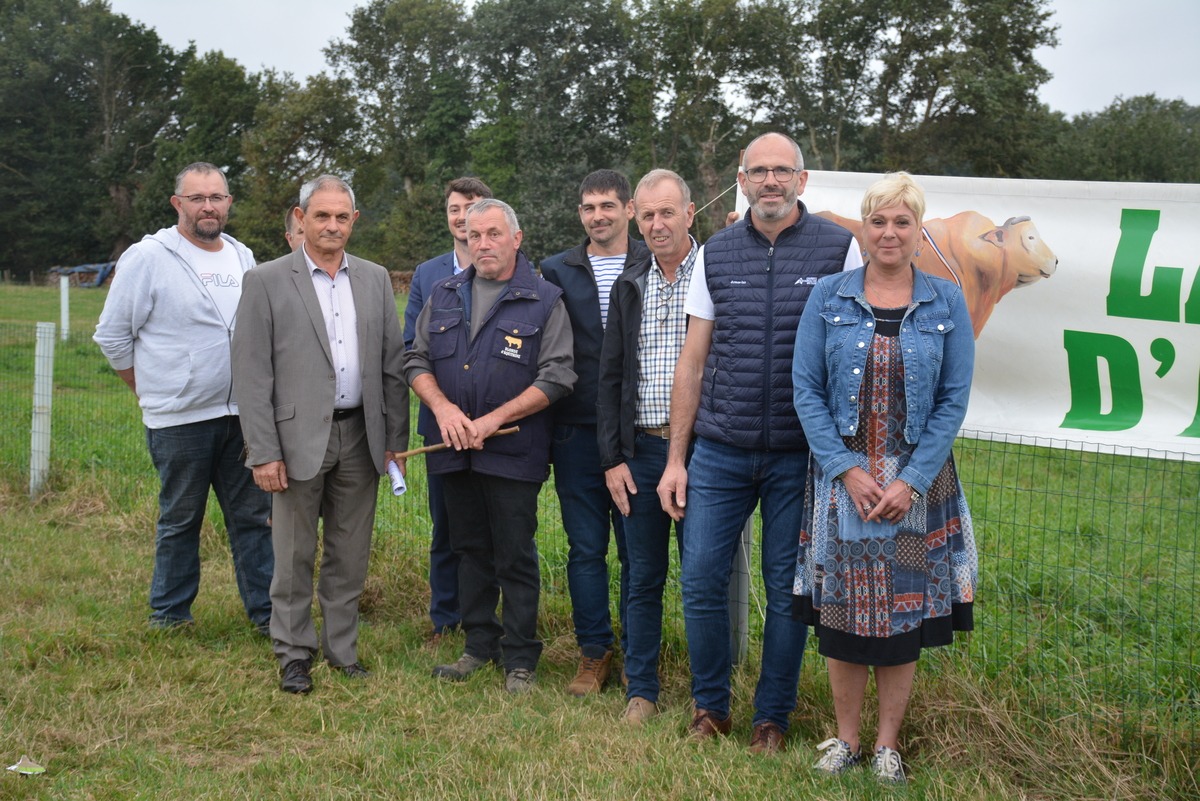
649,236,698,283
301,242,349,277
452,250,463,274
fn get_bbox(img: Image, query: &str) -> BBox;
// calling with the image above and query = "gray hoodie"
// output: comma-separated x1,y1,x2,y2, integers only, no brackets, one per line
94,226,256,429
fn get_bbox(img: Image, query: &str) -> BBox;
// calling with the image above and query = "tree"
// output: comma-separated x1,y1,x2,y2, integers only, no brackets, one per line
467,0,636,260
133,51,261,242
1032,95,1200,184
0,0,183,278
235,72,359,262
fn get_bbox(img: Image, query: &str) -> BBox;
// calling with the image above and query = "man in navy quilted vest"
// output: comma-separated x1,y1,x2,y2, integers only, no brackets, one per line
657,133,863,752
404,199,576,695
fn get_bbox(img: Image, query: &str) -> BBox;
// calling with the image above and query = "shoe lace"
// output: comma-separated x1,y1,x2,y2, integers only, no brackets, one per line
875,747,904,779
577,656,604,675
509,668,533,681
815,738,857,770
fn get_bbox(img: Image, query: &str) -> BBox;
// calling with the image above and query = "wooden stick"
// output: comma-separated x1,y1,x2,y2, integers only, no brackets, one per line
393,426,520,459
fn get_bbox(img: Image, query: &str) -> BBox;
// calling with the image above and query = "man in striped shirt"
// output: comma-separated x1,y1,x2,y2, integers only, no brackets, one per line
540,170,649,696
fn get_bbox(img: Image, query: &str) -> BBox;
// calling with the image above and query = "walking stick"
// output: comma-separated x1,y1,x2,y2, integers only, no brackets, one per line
393,426,520,459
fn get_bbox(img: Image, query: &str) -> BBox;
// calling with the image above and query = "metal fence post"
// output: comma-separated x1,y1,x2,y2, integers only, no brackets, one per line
30,322,56,496
59,275,70,341
729,518,752,665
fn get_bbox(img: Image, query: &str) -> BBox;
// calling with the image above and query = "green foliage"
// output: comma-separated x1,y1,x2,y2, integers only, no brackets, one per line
5,0,1198,286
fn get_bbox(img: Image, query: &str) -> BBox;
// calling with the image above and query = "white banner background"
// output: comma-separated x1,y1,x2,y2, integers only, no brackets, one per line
740,171,1200,457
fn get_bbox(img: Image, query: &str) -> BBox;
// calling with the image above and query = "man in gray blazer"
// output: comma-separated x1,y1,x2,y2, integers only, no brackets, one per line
232,174,408,694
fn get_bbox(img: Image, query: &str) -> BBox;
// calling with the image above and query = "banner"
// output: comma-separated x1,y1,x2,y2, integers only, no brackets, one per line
787,171,1200,457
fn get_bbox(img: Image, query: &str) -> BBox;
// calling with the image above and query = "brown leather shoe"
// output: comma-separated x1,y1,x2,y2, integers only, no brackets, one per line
688,708,732,740
749,721,785,754
566,649,612,697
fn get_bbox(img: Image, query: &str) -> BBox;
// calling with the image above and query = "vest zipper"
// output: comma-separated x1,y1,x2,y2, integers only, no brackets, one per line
764,246,775,451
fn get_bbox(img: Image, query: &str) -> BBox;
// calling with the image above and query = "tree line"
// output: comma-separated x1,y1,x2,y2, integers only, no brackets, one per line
3,0,1198,282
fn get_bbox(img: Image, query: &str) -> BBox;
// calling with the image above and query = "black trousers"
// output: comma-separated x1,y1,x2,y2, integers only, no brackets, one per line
442,470,543,671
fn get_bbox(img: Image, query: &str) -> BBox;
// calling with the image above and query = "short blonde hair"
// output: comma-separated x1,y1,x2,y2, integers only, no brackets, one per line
861,171,925,223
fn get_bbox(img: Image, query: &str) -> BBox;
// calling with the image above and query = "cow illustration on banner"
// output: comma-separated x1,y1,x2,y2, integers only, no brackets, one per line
816,211,1058,337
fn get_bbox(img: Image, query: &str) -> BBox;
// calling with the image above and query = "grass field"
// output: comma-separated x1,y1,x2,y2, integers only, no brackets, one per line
1,284,1196,800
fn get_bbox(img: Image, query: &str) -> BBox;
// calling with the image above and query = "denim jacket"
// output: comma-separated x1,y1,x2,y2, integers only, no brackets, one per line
792,266,975,495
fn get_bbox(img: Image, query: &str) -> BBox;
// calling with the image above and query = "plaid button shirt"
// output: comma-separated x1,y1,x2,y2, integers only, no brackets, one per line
636,239,698,428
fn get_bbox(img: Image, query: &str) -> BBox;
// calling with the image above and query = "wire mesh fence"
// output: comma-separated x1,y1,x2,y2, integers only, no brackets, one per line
3,321,1196,746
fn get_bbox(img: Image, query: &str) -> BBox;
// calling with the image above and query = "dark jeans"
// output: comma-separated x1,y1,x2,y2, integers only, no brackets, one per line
551,423,628,655
443,470,543,672
680,436,810,730
145,416,273,628
425,465,460,632
622,434,684,703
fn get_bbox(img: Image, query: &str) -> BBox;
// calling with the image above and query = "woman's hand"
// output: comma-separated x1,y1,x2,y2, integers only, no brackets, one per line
842,467,882,522
866,479,917,524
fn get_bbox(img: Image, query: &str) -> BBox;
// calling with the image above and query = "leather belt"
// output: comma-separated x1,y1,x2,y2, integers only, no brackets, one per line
332,406,363,420
637,425,670,439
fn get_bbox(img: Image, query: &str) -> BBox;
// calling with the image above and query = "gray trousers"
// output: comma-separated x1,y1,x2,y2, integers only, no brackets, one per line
269,411,378,667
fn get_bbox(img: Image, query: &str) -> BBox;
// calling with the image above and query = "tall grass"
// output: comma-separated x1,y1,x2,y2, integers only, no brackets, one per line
1,285,1196,800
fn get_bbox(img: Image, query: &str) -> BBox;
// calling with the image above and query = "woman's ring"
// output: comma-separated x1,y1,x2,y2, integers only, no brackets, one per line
863,502,873,513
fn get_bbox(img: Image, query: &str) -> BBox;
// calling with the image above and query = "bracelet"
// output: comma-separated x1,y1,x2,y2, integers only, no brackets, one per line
904,481,920,501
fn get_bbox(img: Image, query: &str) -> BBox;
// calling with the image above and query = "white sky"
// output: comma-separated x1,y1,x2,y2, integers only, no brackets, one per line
107,0,1200,118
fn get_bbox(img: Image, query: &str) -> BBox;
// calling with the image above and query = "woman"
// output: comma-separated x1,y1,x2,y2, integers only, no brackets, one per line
791,172,977,783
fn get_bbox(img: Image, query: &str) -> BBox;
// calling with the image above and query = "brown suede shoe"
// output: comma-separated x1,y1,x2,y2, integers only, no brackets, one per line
749,721,785,754
565,649,612,697
621,696,658,725
688,708,732,740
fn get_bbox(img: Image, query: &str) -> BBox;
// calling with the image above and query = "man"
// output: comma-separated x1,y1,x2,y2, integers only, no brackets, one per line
284,206,303,252
596,169,698,723
657,133,863,751
540,170,648,696
404,199,575,695
94,162,273,634
232,175,408,694
403,177,493,644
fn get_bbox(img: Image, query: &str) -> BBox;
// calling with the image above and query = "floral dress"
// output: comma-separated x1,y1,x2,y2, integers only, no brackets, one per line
793,305,977,666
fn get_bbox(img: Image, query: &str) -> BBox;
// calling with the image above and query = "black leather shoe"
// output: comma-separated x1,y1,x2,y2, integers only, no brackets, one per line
280,658,313,694
333,662,370,679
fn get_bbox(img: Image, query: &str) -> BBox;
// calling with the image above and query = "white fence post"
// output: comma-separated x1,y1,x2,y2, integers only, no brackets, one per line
59,275,70,341
728,519,752,665
30,322,56,497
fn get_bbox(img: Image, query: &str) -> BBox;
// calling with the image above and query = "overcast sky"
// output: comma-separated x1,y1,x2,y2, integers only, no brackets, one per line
107,0,1200,118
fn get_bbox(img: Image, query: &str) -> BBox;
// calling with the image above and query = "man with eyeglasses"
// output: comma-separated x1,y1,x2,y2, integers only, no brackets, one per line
95,161,273,635
540,170,648,696
596,169,697,724
657,133,863,752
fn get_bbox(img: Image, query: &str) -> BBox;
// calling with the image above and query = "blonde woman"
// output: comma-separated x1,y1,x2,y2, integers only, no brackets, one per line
792,172,978,783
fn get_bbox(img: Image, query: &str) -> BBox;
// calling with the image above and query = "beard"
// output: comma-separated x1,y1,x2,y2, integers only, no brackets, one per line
186,213,225,242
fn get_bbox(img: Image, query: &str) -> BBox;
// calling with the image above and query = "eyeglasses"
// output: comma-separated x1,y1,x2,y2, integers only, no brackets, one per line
655,282,674,322
742,166,798,183
177,194,230,206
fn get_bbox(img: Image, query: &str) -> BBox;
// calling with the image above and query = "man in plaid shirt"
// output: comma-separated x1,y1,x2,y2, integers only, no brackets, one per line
596,169,698,724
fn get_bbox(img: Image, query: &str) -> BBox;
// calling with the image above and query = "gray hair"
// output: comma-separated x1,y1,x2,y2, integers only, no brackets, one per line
635,168,691,207
299,174,356,211
174,162,227,195
740,133,805,172
466,198,520,235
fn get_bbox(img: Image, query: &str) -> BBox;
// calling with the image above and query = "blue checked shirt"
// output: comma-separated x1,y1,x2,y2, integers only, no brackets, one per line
636,238,698,428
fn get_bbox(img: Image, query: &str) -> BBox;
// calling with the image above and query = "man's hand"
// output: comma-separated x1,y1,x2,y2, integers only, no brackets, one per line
433,403,478,452
385,452,407,477
605,463,637,517
253,460,288,493
657,461,688,521
469,411,504,450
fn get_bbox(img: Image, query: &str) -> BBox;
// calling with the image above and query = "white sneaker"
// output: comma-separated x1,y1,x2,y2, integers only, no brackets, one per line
813,738,862,775
872,745,907,783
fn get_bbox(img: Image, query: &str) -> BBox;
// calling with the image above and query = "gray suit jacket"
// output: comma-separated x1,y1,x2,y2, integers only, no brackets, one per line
232,249,408,481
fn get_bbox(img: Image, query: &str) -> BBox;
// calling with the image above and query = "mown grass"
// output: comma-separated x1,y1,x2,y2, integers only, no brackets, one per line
1,285,1197,800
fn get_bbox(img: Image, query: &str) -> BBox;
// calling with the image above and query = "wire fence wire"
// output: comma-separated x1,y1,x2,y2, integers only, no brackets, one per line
3,322,1197,747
